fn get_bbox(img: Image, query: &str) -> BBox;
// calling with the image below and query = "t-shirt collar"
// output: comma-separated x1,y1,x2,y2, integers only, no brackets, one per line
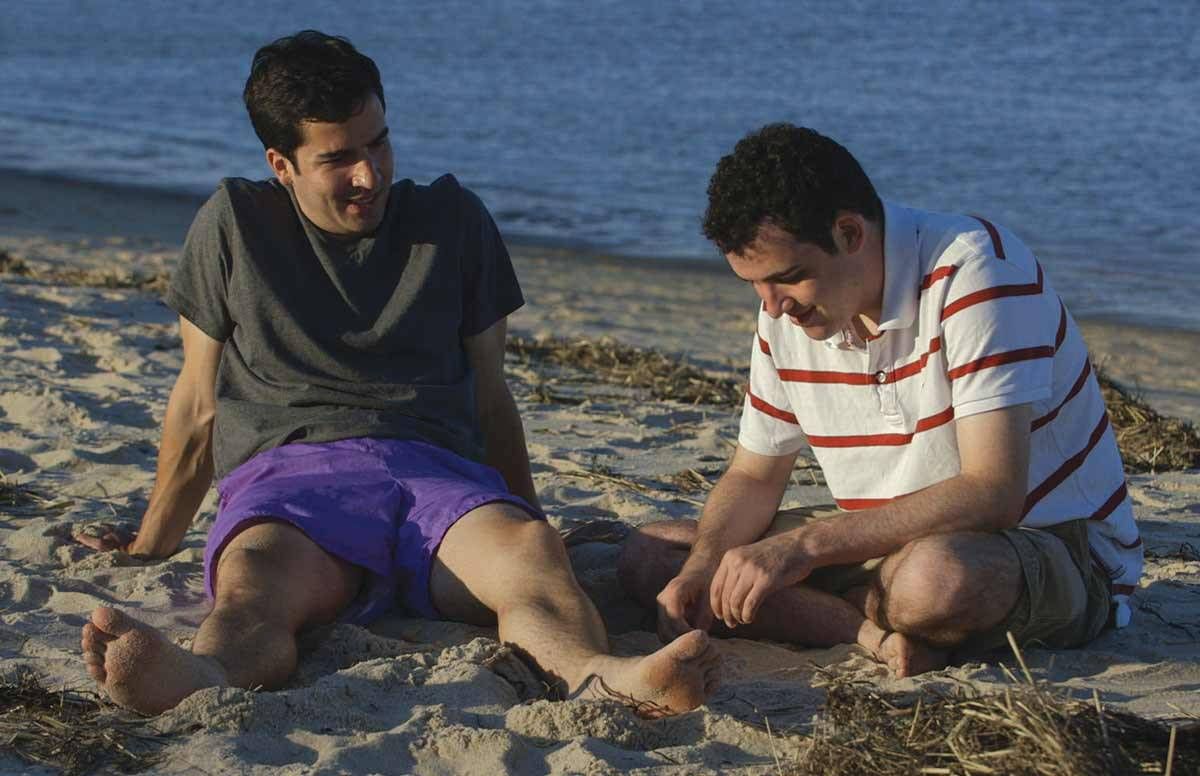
876,200,919,332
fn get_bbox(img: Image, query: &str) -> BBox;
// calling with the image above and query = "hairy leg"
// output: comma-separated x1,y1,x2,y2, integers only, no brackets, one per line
618,520,888,655
432,505,720,717
81,522,363,714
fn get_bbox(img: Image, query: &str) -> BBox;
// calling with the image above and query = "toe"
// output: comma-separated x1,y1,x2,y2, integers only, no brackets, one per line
668,629,711,661
91,606,139,638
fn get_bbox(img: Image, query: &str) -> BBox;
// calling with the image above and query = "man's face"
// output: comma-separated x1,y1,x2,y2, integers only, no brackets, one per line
726,220,878,341
267,93,394,238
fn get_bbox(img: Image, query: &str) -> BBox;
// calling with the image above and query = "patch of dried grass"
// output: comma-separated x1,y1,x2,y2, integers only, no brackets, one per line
0,249,168,292
1098,367,1200,473
0,672,168,775
507,336,744,407
790,668,1198,775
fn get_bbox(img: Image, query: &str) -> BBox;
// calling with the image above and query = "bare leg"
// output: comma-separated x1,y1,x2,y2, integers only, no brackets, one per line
81,522,363,714
431,505,720,717
619,521,1026,678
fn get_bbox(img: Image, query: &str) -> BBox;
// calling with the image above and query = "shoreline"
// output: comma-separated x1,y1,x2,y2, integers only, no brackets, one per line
3,166,1199,426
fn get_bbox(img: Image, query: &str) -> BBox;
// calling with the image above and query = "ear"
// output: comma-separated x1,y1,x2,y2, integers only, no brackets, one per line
831,212,866,255
265,148,295,186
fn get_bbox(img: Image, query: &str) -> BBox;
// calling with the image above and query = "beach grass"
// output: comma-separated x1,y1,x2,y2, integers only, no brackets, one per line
0,673,167,775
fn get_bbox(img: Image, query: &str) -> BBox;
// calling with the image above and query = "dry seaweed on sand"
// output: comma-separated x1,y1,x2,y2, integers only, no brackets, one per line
0,249,168,292
0,672,169,775
786,642,1199,776
1097,366,1200,473
0,471,46,509
507,336,745,407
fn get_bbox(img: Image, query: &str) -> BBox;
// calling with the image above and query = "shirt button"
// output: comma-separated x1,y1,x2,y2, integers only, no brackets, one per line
875,370,887,384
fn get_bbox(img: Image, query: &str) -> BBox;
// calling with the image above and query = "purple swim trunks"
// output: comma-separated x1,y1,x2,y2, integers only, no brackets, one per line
205,437,542,623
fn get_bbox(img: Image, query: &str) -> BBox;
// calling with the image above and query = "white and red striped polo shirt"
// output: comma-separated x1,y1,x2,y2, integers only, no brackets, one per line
738,201,1142,624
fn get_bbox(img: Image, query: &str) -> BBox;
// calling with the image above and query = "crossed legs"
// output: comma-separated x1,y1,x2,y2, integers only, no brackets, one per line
618,519,1025,677
83,506,720,716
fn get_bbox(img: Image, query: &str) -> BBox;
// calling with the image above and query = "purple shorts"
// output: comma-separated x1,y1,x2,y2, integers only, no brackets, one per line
205,437,541,623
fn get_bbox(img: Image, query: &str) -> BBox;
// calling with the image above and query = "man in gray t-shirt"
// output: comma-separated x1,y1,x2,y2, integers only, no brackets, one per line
76,30,718,717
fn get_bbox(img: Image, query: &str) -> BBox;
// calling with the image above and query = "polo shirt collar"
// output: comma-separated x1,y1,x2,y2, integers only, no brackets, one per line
876,200,919,332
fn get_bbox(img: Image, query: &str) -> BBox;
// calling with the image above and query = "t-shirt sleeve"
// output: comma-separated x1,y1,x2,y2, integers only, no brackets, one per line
737,324,808,457
458,188,524,337
164,187,235,341
939,256,1056,419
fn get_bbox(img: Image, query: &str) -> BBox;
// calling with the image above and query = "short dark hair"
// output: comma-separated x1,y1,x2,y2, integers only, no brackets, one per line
702,124,882,256
243,30,385,162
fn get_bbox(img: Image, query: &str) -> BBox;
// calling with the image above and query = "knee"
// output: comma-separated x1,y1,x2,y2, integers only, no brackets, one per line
879,536,978,635
616,520,696,607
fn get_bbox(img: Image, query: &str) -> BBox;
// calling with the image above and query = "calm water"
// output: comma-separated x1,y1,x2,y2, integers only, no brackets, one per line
2,1,1198,330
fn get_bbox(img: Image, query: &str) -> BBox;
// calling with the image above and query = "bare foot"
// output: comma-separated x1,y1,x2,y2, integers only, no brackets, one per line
577,630,721,718
874,630,948,678
81,607,227,715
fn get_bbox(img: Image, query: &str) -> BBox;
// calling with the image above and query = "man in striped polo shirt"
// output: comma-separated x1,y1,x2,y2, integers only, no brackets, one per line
619,124,1141,676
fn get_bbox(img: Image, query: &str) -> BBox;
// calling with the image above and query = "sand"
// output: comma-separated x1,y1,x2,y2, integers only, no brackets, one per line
1,170,1197,774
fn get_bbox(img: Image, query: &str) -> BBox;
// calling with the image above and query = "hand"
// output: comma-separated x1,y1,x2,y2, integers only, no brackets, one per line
709,533,814,629
72,520,138,554
655,567,716,644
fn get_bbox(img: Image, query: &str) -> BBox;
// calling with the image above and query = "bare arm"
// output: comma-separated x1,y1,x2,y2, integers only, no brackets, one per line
710,403,1033,626
78,317,223,558
655,445,796,640
464,317,541,512
680,445,798,577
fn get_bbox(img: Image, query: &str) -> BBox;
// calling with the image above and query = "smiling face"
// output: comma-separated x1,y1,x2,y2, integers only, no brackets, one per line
727,216,884,341
266,93,394,238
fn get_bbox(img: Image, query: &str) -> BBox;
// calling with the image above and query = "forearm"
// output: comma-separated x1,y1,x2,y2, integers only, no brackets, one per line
479,386,541,512
684,467,786,574
794,472,1022,568
129,390,215,557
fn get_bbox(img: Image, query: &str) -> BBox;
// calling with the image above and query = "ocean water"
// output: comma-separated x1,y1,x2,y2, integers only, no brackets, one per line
2,1,1198,330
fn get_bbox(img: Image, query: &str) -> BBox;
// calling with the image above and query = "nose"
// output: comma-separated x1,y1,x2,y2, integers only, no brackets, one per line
351,155,381,192
756,282,788,319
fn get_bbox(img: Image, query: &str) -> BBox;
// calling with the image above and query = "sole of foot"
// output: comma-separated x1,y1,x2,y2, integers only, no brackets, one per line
81,606,227,715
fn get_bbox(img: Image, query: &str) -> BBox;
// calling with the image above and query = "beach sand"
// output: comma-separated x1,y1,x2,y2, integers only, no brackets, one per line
1,171,1197,774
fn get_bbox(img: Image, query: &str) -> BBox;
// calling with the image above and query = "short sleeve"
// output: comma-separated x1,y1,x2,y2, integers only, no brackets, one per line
940,257,1056,419
458,188,524,337
164,186,235,341
737,325,807,457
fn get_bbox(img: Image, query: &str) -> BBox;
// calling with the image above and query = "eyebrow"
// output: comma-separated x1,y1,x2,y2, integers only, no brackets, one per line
747,264,806,284
314,127,390,162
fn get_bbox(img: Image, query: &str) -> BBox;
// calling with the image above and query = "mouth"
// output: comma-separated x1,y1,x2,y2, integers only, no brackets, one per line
344,192,380,215
788,306,818,326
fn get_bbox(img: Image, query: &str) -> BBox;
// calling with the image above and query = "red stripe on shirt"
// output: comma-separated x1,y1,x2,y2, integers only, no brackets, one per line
921,266,956,290
778,337,942,386
1118,536,1143,550
807,406,955,448
748,392,798,424
947,346,1055,380
942,262,1044,321
1090,482,1129,523
972,216,1007,259
757,333,771,355
1031,360,1092,432
1023,413,1111,517
1054,298,1068,351
835,497,893,510
778,368,876,385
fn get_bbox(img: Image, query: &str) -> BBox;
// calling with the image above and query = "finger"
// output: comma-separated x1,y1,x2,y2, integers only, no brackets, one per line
740,578,770,626
656,588,690,643
708,562,729,625
723,573,757,629
693,596,715,632
73,534,110,551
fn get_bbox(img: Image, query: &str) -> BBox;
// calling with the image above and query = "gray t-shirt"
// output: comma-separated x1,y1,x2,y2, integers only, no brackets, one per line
165,175,524,480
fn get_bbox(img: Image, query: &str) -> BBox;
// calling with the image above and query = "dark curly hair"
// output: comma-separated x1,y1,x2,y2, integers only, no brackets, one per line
702,124,882,256
243,30,385,164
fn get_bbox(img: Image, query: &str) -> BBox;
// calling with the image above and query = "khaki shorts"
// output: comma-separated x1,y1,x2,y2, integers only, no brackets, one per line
770,506,1112,653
